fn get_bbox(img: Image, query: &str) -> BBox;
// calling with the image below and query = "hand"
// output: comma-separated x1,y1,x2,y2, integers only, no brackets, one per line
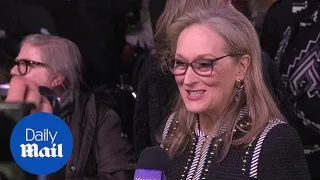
5,76,53,113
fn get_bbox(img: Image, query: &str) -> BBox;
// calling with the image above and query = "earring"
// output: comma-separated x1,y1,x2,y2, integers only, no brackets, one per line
235,79,244,89
235,79,244,101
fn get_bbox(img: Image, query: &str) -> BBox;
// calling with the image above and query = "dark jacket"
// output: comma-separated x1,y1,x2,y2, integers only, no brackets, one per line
163,115,310,179
48,91,135,179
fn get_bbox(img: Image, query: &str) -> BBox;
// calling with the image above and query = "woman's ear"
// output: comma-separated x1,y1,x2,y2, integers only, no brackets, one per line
236,54,250,80
51,73,65,88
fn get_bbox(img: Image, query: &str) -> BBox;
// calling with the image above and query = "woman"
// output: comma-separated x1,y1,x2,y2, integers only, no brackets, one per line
10,34,135,179
134,0,296,158
159,5,310,179
134,0,231,158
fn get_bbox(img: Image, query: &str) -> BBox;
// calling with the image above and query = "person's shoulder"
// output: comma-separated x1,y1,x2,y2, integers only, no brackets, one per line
249,119,302,157
252,118,305,161
90,91,117,116
268,119,298,135
250,121,310,179
81,90,117,118
88,91,122,127
260,119,301,145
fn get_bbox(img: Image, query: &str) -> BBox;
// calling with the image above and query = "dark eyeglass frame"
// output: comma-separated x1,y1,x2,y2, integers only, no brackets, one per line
13,59,49,75
166,54,244,76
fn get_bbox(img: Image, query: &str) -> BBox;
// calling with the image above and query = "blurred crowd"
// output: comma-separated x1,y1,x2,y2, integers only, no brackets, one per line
0,0,319,179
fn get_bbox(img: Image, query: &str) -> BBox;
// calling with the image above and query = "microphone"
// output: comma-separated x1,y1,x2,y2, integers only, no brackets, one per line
0,84,61,116
134,146,169,180
38,86,61,116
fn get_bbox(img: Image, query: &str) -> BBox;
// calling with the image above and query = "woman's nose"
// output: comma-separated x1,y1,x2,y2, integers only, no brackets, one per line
183,66,198,86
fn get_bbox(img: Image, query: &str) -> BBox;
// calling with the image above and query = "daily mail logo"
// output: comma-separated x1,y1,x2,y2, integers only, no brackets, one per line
20,128,63,158
10,112,73,175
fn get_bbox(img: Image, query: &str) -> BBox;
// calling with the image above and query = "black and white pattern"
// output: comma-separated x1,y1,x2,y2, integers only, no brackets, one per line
160,112,176,148
282,32,320,99
274,0,320,153
189,121,227,180
186,132,206,180
249,119,285,178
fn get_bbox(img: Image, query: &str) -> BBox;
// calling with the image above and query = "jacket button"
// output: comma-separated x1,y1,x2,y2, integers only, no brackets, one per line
71,165,76,171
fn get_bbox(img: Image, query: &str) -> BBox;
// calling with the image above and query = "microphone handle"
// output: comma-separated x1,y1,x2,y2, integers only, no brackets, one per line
162,173,167,180
133,169,167,180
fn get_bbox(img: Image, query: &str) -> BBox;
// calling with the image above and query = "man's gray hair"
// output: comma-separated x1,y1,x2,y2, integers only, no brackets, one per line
21,34,83,91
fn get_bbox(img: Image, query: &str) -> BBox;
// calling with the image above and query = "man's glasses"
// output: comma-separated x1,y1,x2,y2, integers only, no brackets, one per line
166,54,244,76
13,60,49,75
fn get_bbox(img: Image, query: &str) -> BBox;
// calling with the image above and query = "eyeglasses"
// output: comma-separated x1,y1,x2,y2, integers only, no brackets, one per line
13,59,49,75
166,54,244,76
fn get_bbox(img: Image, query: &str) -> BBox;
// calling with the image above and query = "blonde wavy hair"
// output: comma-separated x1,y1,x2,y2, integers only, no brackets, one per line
154,0,230,70
161,5,284,160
